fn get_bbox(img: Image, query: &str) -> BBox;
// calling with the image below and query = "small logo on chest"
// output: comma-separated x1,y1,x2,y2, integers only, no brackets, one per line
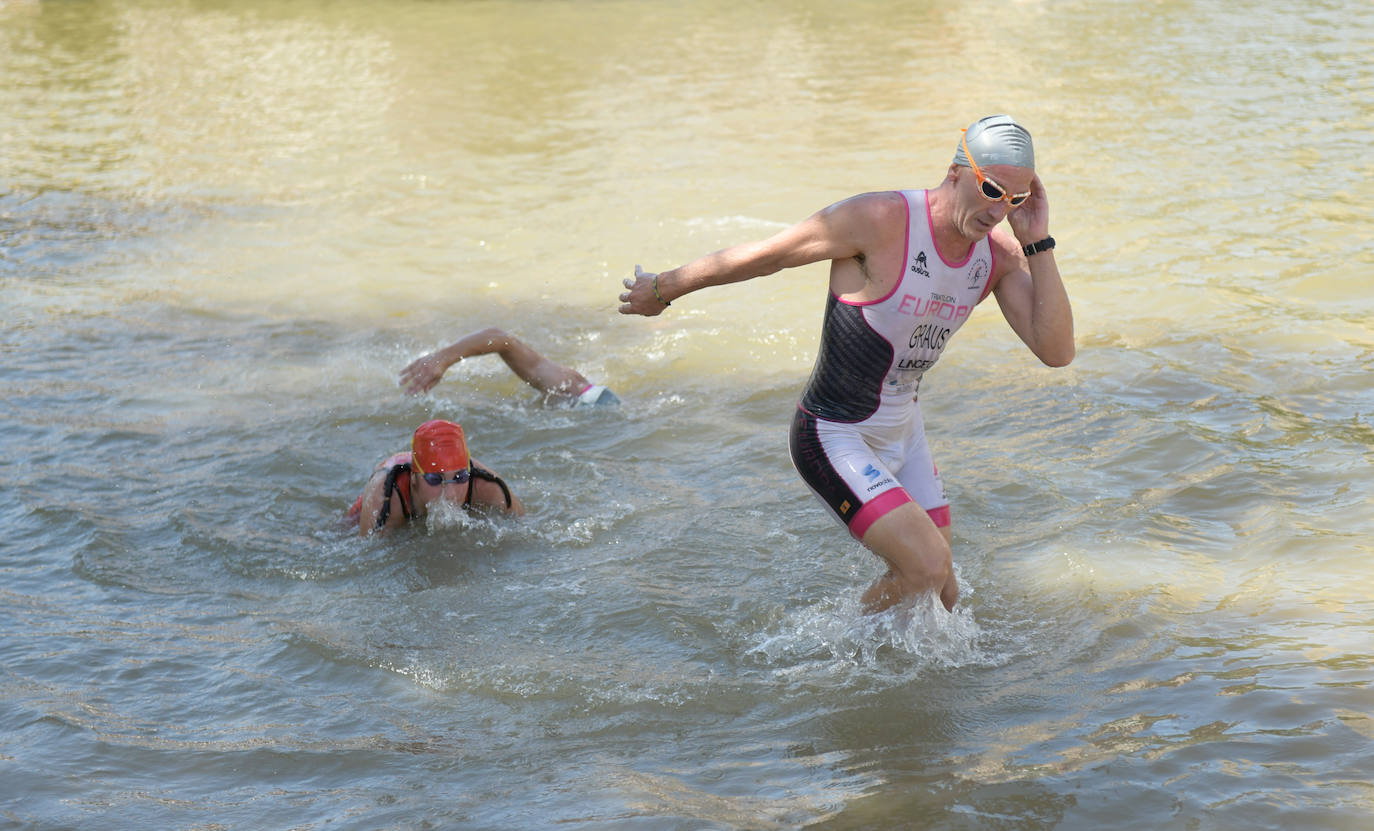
969,258,990,291
910,251,931,278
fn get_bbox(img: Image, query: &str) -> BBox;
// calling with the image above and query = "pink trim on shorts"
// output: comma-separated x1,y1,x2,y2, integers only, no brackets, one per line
850,493,951,540
849,489,913,540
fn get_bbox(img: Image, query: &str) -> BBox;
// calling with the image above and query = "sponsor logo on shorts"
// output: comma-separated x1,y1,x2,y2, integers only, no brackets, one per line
862,464,894,493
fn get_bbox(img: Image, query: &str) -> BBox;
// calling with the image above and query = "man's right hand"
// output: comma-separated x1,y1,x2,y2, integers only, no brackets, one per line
618,264,670,316
400,351,451,395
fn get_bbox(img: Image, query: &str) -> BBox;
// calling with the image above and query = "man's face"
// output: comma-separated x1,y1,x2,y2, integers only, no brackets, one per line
413,468,471,506
958,164,1033,237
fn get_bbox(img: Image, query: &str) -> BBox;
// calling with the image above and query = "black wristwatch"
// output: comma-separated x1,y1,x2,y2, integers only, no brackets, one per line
1022,236,1055,257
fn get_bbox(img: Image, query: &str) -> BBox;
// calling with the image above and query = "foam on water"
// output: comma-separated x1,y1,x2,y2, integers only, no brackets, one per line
747,586,992,678
422,498,512,539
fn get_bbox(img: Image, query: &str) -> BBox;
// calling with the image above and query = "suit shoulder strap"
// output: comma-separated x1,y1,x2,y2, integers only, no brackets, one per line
466,463,513,510
377,463,413,529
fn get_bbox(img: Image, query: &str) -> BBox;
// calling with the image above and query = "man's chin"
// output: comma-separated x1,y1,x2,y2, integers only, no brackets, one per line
971,217,998,236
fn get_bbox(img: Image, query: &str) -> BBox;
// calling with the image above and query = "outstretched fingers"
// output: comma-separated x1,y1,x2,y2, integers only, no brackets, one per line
618,264,663,316
399,354,443,395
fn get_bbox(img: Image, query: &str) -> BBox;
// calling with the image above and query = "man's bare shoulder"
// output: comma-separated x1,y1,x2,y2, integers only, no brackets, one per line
467,460,517,512
817,192,910,251
360,458,397,495
355,470,391,536
827,190,908,223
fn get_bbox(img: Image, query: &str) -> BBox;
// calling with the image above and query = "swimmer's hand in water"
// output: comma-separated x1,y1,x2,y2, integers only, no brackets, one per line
400,349,456,395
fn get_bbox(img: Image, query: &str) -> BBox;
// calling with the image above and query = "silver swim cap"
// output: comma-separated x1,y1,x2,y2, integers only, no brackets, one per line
952,115,1035,170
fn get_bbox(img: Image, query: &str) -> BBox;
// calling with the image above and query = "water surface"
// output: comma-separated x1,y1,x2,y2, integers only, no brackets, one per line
2,0,1372,828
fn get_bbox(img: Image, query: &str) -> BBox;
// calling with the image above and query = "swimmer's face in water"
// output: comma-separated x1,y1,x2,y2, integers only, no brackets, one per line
423,495,475,530
413,468,470,508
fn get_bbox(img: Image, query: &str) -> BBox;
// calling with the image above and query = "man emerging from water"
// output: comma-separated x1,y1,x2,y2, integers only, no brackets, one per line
618,115,1074,614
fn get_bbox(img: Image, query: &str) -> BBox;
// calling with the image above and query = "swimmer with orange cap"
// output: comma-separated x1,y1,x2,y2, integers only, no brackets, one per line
347,419,524,535
400,327,619,408
619,115,1074,615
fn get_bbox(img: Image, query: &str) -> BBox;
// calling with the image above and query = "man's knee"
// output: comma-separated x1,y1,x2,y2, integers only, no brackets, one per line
889,544,952,591
860,500,951,574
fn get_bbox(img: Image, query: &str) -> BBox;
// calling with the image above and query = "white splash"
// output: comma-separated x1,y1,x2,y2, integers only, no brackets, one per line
747,591,991,674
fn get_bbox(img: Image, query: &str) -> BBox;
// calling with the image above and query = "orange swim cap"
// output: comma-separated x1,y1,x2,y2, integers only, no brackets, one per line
411,419,470,473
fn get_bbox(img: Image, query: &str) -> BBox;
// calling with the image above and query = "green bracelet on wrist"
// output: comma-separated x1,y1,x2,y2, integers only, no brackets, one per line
653,275,671,307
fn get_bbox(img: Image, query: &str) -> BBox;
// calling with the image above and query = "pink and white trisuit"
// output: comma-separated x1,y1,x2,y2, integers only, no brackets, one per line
788,189,997,540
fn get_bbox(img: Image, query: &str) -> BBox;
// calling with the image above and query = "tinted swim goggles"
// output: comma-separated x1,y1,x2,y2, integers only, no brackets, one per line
421,468,471,487
961,129,1031,207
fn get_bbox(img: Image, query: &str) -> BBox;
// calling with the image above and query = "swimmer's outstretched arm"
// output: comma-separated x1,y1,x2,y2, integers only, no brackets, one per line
400,327,589,398
618,194,888,316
